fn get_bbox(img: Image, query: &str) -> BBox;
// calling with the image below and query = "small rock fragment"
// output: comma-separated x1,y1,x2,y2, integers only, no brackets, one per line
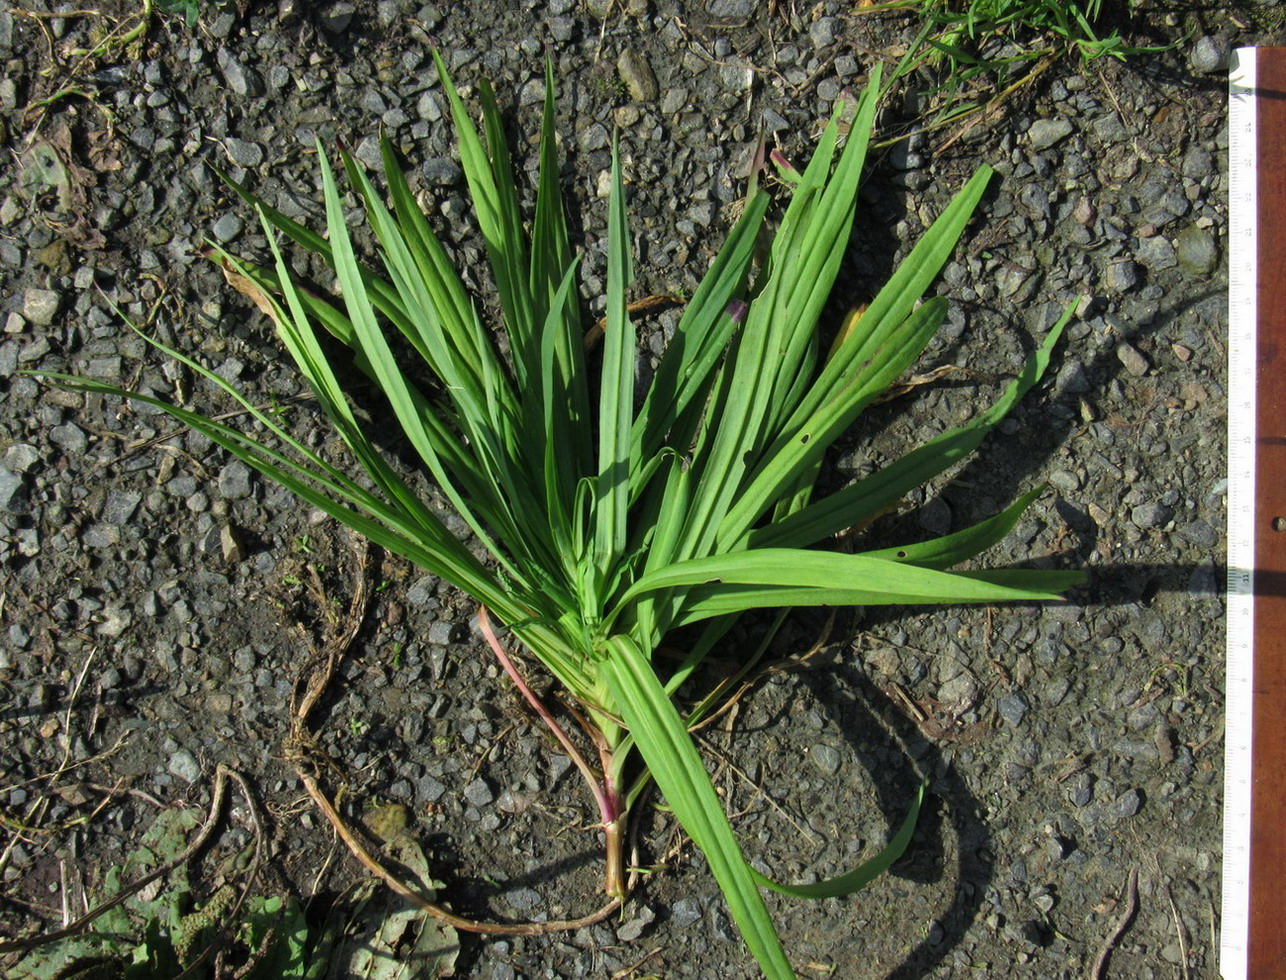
1130,501,1173,529
997,692,1029,727
1027,117,1073,151
22,288,60,325
1189,35,1230,74
220,524,244,562
1175,224,1218,276
617,49,659,102
319,0,356,33
617,904,656,941
169,749,201,783
1110,788,1142,818
1105,260,1139,293
809,743,841,775
218,460,253,500
1116,343,1149,377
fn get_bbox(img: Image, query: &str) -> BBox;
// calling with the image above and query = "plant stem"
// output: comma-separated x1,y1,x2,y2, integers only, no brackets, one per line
476,606,627,897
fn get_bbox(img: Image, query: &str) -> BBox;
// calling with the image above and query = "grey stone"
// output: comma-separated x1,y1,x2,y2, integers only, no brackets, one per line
4,443,38,473
464,776,493,807
218,460,252,500
320,1,356,33
418,774,446,802
617,904,656,941
918,496,951,535
1091,113,1127,142
502,886,540,911
809,743,841,775
84,357,121,380
1130,501,1173,529
1135,235,1178,271
578,122,610,152
1181,145,1214,180
427,621,456,645
997,692,1029,727
617,49,659,102
938,671,979,707
421,157,461,187
1109,788,1142,818
218,49,265,97
1054,360,1091,394
809,16,839,48
1175,224,1218,276
50,423,88,455
1027,117,1074,151
661,88,688,115
1105,260,1139,293
1177,519,1220,549
22,288,60,325
407,575,438,605
169,749,201,783
1116,343,1149,377
97,605,133,638
103,490,142,525
224,137,263,168
1190,35,1230,74
706,0,757,19
670,897,702,928
212,213,243,243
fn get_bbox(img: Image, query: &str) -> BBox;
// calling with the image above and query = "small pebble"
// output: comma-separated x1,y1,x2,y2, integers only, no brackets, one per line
22,288,60,325
464,776,494,807
617,49,658,102
1027,117,1073,151
1116,343,1149,377
1175,224,1218,276
809,743,841,775
1110,788,1143,818
168,749,201,783
670,897,702,927
1130,501,1173,529
997,693,1029,727
617,904,656,941
1189,35,1230,74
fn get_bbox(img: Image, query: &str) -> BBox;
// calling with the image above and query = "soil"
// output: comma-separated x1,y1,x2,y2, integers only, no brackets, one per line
0,1,1271,978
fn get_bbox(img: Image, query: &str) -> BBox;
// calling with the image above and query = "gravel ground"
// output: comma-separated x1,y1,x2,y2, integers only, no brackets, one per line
0,1,1275,977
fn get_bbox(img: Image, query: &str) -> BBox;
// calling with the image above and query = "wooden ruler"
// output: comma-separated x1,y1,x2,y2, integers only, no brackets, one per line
1223,46,1286,980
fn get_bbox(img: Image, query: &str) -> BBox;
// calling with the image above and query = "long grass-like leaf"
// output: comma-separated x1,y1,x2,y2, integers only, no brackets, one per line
752,783,925,898
598,636,794,980
593,138,635,593
752,300,1075,551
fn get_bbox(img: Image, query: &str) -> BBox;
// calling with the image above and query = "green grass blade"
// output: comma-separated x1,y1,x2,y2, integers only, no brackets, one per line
529,58,593,486
434,52,537,384
598,636,795,980
632,191,770,483
860,486,1046,569
717,298,948,545
750,301,1074,550
593,137,635,586
615,549,1078,630
752,782,924,898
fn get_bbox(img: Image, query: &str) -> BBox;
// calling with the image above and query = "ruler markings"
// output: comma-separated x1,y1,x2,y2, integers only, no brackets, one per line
1223,45,1286,980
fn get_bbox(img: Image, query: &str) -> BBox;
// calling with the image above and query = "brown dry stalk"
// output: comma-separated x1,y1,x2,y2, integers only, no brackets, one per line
1089,866,1140,980
283,532,630,935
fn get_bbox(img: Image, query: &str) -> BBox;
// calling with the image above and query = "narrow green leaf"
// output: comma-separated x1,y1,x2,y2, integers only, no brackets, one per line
594,137,635,585
615,549,1077,630
861,486,1046,569
752,782,924,898
751,300,1075,550
598,636,795,980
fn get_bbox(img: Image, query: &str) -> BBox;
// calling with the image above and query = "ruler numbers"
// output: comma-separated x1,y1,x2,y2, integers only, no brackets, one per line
1221,46,1255,980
